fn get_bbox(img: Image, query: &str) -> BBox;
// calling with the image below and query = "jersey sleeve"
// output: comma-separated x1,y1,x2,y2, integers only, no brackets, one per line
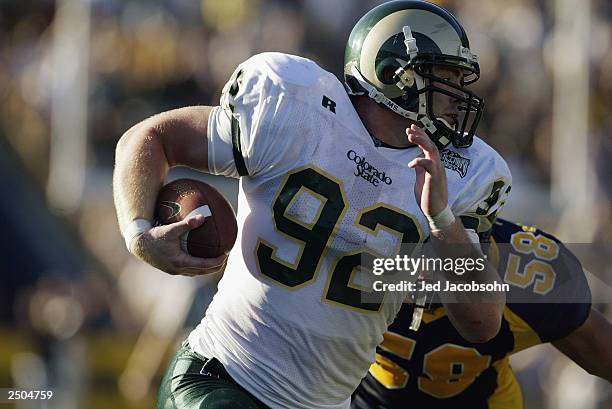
452,145,512,239
493,220,592,345
207,106,240,178
207,52,323,178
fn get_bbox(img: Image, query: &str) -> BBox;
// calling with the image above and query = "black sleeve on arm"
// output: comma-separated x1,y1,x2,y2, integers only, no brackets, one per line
226,68,249,177
231,114,248,177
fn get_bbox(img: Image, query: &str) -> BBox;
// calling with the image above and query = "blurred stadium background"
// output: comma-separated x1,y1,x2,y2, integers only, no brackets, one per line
0,0,611,408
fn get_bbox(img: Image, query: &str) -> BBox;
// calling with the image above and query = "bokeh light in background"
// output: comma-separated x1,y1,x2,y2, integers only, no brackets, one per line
0,0,610,408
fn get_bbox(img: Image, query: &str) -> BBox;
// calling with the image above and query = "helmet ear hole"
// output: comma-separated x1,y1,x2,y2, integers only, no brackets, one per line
376,57,402,84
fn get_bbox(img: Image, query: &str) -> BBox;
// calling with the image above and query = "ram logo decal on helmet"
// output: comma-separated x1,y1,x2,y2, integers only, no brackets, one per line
344,0,484,149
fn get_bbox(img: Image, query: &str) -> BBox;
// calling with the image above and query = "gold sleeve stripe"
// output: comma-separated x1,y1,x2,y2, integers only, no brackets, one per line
487,236,500,270
369,353,409,389
503,307,542,353
380,332,416,360
487,357,524,409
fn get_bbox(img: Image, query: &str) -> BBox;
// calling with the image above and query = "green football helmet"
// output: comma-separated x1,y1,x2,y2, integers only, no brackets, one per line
344,0,484,149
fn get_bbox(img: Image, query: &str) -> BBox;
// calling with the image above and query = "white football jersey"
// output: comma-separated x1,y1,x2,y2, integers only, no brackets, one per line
188,52,511,409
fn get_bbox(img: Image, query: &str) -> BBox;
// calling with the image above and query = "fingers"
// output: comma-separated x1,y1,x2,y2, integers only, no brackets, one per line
170,255,227,277
408,157,435,173
407,124,438,159
176,252,228,270
164,215,206,238
174,253,229,276
135,214,231,277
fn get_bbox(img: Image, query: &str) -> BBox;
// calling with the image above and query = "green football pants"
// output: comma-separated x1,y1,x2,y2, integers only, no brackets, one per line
156,343,269,409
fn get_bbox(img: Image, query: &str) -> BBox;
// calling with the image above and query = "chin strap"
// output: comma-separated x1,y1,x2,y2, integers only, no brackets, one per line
409,290,427,331
349,65,451,147
350,64,420,121
402,26,419,60
409,271,434,331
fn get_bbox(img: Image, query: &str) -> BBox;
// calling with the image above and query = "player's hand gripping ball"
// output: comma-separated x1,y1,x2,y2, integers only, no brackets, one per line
154,179,237,258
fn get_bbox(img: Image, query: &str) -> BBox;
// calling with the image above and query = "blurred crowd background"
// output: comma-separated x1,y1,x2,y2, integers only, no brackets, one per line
0,0,611,408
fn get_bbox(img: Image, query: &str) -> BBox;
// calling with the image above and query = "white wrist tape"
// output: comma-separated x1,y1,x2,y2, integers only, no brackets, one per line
426,205,455,231
179,205,212,253
124,218,152,253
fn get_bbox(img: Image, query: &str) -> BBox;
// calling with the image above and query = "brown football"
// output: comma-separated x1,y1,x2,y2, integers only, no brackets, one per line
154,179,237,258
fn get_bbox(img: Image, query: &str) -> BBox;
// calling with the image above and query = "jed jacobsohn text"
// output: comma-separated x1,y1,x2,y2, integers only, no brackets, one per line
372,254,487,276
373,280,511,292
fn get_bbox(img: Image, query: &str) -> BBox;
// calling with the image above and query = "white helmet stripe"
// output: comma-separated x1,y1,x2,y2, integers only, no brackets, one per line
360,9,465,97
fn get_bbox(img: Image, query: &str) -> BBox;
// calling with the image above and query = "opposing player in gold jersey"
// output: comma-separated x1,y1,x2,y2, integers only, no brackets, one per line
352,219,612,409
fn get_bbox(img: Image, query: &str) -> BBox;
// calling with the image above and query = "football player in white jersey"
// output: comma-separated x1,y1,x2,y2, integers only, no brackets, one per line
113,1,512,408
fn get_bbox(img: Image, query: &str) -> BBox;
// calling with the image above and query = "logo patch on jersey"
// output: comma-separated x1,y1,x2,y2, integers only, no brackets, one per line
440,149,470,178
347,150,392,186
322,95,336,113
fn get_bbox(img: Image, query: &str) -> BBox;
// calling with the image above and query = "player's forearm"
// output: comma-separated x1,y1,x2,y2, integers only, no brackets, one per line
442,283,503,343
113,123,169,236
430,220,505,342
553,309,612,382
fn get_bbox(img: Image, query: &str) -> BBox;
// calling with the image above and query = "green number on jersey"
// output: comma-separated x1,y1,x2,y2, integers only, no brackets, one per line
256,166,423,311
325,206,423,311
256,167,346,288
